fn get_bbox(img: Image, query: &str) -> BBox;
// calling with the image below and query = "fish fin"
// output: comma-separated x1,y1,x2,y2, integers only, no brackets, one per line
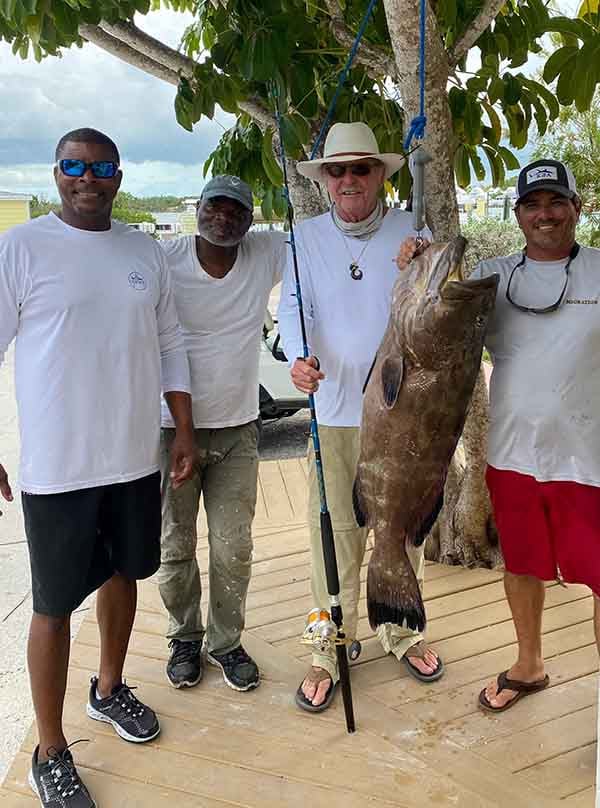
412,490,444,547
367,543,426,632
381,357,404,408
352,474,367,527
362,353,377,394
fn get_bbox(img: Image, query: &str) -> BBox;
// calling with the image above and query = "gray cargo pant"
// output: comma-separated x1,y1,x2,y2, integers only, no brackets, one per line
157,422,259,655
308,425,425,682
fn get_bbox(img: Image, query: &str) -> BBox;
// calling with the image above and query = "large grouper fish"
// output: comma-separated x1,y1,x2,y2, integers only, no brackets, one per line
353,236,499,632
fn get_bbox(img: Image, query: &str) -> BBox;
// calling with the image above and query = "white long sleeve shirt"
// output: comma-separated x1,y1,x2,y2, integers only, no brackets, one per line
0,213,190,494
472,245,600,486
278,208,425,427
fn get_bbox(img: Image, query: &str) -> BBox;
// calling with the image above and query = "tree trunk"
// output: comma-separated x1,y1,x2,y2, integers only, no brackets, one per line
384,0,501,569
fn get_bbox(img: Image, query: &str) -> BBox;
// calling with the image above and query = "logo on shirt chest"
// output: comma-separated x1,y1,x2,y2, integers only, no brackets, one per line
128,271,147,291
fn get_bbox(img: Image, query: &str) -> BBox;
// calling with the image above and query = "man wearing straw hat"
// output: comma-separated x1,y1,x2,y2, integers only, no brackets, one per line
278,122,444,713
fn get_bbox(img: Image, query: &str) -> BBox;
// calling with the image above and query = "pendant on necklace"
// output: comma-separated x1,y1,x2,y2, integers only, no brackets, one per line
349,262,363,281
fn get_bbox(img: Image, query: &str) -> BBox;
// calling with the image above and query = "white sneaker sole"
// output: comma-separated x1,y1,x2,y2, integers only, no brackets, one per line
86,703,161,743
206,654,260,692
29,769,98,807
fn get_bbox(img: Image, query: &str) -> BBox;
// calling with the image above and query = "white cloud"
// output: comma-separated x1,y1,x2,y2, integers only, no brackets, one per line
0,8,233,196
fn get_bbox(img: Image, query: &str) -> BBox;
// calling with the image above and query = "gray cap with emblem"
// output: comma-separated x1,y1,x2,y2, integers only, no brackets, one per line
200,175,254,211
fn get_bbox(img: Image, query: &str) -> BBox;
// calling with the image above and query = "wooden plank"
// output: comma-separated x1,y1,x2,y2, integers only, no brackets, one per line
259,462,295,524
562,786,595,806
476,704,597,772
519,743,597,799
279,458,308,518
3,751,244,808
375,644,599,727
356,619,596,697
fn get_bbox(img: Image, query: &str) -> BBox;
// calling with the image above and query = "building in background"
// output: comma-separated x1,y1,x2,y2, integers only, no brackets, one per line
0,191,31,233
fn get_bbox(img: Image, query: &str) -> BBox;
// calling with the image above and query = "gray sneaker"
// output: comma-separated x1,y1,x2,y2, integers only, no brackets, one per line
29,743,95,807
86,677,160,743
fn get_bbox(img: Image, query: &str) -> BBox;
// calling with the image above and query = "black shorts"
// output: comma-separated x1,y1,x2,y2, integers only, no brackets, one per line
22,472,161,617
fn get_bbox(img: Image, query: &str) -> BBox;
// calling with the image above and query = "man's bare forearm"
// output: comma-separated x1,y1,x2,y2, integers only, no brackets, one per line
163,391,194,431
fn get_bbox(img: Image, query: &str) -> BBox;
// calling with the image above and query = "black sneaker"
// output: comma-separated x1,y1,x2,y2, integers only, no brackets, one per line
86,677,160,743
166,639,204,689
29,743,95,807
207,645,260,691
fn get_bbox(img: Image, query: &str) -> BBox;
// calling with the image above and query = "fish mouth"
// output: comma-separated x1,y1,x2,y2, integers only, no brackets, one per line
414,236,466,299
441,273,499,301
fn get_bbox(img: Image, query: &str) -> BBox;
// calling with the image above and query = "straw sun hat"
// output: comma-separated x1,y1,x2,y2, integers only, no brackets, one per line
296,122,405,183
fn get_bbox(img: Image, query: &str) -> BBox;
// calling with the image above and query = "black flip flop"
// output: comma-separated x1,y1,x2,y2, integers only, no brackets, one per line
402,651,445,683
295,678,337,713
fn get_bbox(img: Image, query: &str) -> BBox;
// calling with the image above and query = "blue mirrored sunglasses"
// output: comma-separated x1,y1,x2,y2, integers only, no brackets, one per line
58,159,119,179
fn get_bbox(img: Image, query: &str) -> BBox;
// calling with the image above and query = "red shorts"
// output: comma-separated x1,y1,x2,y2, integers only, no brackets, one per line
486,465,600,596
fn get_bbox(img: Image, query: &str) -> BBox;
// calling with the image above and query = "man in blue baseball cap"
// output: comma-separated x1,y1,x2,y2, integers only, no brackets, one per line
156,175,287,694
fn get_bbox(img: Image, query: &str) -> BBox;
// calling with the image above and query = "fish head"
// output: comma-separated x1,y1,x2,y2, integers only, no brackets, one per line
392,236,499,368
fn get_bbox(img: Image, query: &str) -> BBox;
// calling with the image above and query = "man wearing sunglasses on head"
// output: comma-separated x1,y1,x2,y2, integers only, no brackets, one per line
156,175,286,695
0,128,194,807
397,159,600,713
278,122,443,715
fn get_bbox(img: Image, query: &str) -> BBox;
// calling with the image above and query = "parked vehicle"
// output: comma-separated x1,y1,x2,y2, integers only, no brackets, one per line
259,312,308,420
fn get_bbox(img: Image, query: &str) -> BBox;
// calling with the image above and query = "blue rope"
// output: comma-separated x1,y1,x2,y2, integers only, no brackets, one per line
403,0,427,150
310,0,379,160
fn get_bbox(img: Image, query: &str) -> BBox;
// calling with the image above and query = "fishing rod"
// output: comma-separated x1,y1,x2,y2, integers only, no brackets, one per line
271,84,356,734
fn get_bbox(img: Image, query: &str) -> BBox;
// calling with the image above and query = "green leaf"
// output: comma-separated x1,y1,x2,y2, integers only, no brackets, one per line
454,144,471,189
279,114,304,159
544,17,593,42
261,186,274,221
543,45,579,84
468,147,486,182
556,65,577,105
503,73,521,105
498,145,520,170
482,145,506,187
463,96,482,145
261,128,284,186
574,40,600,111
488,76,504,104
174,93,193,132
482,100,502,144
505,104,527,149
521,78,560,120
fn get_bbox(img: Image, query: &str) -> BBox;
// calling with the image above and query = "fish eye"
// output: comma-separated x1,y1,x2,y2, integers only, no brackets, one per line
475,315,485,328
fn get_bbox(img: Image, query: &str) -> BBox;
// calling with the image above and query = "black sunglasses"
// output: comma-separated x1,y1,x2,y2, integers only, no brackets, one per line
323,162,380,178
58,159,119,179
505,242,579,315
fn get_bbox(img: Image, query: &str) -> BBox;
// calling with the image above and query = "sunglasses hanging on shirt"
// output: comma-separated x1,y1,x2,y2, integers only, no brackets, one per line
505,242,580,315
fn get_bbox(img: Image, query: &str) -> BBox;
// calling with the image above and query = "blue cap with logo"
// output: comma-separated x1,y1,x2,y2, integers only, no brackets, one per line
516,159,577,204
200,175,254,211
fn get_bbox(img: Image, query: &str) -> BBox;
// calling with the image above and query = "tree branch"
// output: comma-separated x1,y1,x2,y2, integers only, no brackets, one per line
324,0,397,78
79,22,274,129
449,0,508,65
98,20,194,77
78,24,182,85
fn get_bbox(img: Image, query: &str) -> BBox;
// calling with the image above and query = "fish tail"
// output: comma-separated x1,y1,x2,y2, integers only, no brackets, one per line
367,543,426,632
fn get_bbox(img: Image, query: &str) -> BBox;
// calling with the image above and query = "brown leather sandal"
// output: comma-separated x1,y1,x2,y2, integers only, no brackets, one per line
295,667,337,713
479,670,550,713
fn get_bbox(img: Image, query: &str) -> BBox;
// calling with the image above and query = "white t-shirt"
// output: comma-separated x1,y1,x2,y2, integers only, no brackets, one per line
160,231,285,429
472,245,600,486
0,213,190,494
278,208,426,427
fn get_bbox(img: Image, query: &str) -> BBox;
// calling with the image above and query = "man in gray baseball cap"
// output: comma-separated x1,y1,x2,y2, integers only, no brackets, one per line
200,174,254,211
156,175,287,693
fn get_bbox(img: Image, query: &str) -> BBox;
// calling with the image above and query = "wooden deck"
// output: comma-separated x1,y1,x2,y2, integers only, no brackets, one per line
1,458,597,807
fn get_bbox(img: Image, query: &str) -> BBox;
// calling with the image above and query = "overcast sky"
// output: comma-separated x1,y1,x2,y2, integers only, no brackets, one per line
0,9,233,200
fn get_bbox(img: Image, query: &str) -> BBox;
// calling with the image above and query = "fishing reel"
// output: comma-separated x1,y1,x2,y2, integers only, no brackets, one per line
301,609,362,660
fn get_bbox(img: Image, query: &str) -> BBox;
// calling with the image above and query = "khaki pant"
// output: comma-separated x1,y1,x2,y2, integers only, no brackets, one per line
308,425,425,682
156,422,259,655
